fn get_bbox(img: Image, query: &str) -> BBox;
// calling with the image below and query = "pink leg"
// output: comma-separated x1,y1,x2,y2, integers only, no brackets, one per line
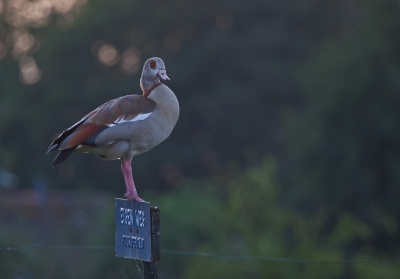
121,160,144,202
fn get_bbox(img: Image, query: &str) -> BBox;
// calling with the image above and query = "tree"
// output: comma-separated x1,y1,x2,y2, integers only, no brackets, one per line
283,0,400,271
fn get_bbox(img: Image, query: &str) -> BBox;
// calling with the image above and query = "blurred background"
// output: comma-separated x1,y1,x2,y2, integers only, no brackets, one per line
0,0,400,278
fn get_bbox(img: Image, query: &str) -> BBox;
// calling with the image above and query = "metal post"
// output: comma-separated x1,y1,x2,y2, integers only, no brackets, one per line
143,262,158,279
143,206,160,279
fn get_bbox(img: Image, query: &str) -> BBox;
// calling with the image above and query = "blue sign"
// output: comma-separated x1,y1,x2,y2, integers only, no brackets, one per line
115,199,152,261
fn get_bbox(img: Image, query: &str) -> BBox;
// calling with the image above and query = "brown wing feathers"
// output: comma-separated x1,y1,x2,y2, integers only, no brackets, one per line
51,146,77,166
88,95,156,126
58,123,102,150
46,118,87,155
47,95,156,166
46,118,90,166
49,123,102,166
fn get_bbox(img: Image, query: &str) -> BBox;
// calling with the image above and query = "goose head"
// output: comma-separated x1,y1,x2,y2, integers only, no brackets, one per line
141,57,169,83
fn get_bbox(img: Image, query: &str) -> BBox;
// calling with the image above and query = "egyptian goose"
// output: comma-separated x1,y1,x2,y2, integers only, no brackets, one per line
47,57,179,202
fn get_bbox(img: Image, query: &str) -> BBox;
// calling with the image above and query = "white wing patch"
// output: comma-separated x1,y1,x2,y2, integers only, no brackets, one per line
108,112,152,127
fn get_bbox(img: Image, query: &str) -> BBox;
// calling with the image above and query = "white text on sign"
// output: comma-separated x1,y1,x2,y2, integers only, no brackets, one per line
120,208,145,227
122,235,145,249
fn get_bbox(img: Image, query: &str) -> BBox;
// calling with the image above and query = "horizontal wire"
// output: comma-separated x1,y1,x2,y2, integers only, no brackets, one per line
161,249,400,268
0,244,114,251
1,244,399,268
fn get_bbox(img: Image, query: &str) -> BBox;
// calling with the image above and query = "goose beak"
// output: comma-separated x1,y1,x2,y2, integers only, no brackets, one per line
157,69,170,82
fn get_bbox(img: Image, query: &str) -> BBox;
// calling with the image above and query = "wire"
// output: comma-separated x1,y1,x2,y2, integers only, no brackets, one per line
161,249,399,268
1,244,399,268
0,244,114,251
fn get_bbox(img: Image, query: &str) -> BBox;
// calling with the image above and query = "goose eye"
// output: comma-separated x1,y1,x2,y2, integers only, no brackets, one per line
150,60,156,69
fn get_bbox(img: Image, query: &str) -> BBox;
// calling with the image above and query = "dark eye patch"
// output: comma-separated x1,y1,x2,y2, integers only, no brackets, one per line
150,60,156,69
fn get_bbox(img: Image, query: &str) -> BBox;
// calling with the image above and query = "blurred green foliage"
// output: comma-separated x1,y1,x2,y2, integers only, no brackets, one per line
0,0,400,278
